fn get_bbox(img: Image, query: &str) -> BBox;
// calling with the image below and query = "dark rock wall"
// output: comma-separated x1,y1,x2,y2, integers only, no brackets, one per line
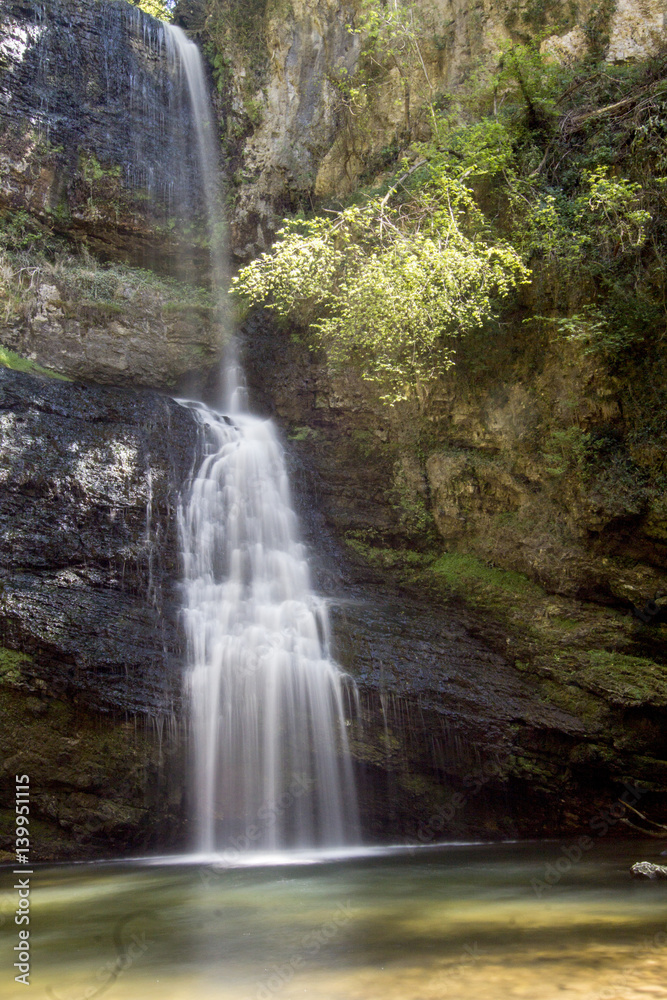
0,367,199,857
0,0,209,268
0,367,197,711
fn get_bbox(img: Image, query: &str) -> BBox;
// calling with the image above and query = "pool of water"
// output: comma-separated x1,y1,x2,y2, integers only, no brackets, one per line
2,839,666,1000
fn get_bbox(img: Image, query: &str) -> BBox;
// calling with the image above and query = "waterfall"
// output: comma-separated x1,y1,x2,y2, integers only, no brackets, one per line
165,25,360,854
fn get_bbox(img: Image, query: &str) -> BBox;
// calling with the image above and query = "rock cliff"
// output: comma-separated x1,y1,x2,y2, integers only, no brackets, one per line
0,0,205,264
243,307,667,839
192,0,667,257
0,0,221,389
0,367,197,857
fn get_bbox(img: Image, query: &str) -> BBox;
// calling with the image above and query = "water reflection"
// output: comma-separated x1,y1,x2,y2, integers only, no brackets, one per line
2,840,666,1000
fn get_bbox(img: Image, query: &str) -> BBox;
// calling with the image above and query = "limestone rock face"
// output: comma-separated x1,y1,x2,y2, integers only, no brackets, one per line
0,270,220,389
241,309,667,843
204,0,667,257
242,310,667,608
607,0,667,63
228,0,361,259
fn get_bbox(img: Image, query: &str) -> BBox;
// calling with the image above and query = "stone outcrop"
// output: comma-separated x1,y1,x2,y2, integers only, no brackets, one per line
0,263,220,389
0,367,199,857
242,310,667,604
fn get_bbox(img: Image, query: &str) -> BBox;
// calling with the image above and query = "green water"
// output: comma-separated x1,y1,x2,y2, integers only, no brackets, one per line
2,841,666,999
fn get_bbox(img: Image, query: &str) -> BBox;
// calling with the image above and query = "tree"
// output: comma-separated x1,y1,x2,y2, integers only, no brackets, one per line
129,0,175,21
233,165,529,403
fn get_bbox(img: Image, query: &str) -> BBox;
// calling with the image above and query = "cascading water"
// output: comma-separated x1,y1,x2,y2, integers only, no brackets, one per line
165,25,360,854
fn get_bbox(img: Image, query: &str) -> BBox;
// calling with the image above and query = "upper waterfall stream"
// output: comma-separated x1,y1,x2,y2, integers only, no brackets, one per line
165,25,360,854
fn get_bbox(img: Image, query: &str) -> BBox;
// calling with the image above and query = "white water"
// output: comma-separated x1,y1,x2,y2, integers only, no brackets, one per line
164,25,227,309
166,26,360,853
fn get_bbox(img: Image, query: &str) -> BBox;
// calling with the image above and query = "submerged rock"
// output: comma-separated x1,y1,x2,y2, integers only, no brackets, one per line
631,861,667,879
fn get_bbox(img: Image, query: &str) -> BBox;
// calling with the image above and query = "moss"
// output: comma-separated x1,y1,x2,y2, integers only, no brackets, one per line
548,616,581,632
397,772,436,796
161,301,216,316
0,346,71,381
579,649,667,706
0,688,176,844
348,726,405,766
350,429,390,458
390,460,436,538
568,742,617,766
288,425,323,442
343,536,434,570
538,678,606,723
64,300,127,319
0,646,32,687
505,753,561,784
429,552,545,599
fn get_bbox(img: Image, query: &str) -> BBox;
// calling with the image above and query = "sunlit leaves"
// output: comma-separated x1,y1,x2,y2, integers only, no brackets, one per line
234,189,529,402
576,167,650,254
130,0,174,22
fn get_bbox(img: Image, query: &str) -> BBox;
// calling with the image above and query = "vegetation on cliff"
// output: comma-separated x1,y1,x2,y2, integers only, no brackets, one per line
234,6,667,404
126,0,175,19
0,211,217,385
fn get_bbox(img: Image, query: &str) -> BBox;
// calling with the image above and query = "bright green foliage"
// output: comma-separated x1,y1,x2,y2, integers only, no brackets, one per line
236,19,667,400
0,346,70,381
350,0,432,92
128,0,174,21
234,190,528,401
576,167,650,255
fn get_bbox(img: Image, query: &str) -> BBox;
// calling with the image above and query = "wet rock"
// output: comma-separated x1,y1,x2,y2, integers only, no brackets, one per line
0,0,223,388
0,367,198,857
242,309,667,839
0,366,198,711
0,0,208,268
631,861,667,878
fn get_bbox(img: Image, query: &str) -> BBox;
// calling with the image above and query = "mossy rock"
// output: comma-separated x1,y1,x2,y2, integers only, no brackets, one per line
538,678,607,726
0,646,33,687
0,347,70,381
578,650,667,707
